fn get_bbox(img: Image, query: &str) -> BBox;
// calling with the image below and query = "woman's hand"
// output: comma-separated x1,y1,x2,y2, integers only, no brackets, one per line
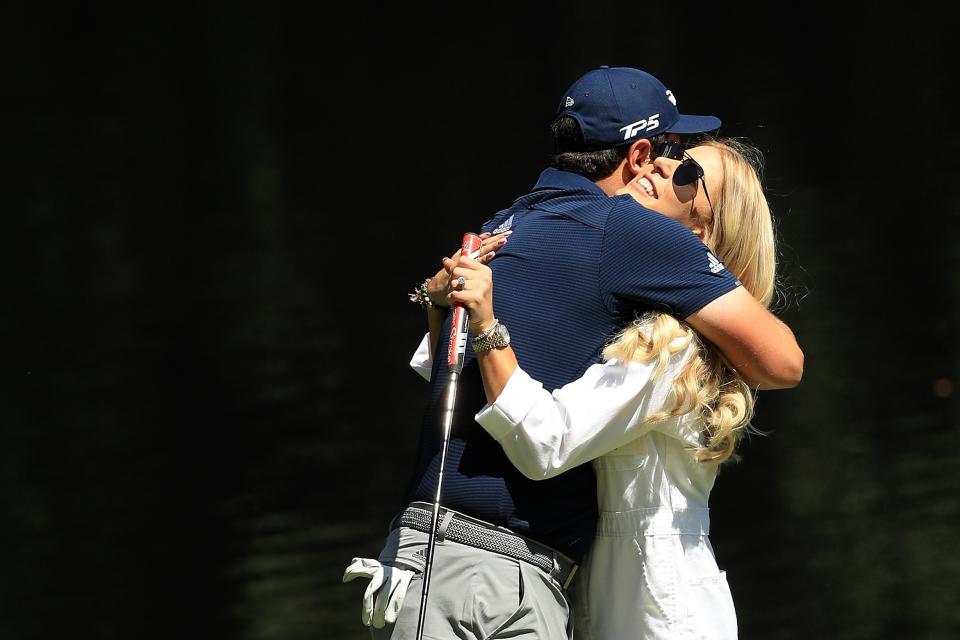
445,251,519,406
443,255,495,334
426,231,510,308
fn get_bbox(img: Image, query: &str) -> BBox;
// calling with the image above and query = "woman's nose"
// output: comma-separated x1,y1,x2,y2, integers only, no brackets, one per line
652,156,678,178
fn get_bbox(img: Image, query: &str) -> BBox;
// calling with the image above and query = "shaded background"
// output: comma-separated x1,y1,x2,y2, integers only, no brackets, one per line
3,3,958,639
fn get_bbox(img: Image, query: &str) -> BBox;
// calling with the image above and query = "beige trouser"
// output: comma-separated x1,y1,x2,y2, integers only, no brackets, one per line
371,526,573,640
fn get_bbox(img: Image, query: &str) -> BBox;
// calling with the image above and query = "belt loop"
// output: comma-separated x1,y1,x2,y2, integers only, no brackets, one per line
562,562,579,590
436,510,454,544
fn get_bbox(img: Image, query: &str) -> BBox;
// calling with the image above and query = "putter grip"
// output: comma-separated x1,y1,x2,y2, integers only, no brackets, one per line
447,232,483,371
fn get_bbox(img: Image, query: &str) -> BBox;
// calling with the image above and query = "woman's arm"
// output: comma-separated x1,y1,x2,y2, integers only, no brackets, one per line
475,358,678,479
426,306,445,362
446,255,685,479
409,332,434,381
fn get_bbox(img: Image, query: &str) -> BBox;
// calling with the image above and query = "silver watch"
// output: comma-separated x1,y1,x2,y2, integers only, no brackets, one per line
472,319,511,353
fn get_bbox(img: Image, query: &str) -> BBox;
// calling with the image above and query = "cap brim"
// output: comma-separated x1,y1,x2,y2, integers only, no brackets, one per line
666,114,722,134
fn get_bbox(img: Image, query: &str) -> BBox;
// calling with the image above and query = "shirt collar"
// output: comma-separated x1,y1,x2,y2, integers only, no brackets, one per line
514,168,614,229
531,168,606,196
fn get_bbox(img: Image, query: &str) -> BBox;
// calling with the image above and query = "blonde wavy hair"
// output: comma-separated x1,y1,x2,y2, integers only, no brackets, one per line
603,138,776,463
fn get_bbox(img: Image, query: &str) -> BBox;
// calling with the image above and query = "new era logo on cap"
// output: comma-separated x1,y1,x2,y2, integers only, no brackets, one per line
554,66,721,149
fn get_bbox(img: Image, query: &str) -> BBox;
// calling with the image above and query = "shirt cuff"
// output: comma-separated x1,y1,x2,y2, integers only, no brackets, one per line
409,333,433,382
475,367,543,440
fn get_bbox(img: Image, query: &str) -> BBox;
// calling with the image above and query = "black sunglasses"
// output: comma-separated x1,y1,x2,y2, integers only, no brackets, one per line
652,140,687,161
671,152,716,220
651,140,716,218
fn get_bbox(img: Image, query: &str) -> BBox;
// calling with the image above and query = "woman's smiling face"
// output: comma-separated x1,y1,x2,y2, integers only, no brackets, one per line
621,145,723,237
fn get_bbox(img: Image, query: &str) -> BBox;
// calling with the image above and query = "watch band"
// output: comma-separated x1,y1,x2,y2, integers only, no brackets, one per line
472,319,510,353
473,319,500,342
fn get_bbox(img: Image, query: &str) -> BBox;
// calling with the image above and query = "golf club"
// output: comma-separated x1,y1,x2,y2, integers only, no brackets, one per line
414,231,482,640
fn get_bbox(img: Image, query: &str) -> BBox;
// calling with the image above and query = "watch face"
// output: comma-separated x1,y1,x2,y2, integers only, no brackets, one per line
473,321,510,352
491,322,509,348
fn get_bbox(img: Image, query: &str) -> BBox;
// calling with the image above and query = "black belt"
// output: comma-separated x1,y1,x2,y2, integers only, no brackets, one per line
391,502,579,589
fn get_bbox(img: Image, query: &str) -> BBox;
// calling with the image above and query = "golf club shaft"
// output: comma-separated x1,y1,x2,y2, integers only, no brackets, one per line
414,232,482,640
414,369,458,640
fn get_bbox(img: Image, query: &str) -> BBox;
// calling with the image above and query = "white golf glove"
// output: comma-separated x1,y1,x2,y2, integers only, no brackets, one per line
342,557,415,628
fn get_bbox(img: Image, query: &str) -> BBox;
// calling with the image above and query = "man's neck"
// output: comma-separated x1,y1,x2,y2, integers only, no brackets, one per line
594,173,627,196
593,161,632,196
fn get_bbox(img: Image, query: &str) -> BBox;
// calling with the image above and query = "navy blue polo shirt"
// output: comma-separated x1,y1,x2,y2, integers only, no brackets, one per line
405,168,738,561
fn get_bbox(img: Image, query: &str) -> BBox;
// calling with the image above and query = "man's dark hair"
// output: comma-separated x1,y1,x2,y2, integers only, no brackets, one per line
548,117,627,180
549,117,667,181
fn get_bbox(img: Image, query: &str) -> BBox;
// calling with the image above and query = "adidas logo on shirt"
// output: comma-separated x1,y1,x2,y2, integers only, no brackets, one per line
492,214,514,234
707,251,725,274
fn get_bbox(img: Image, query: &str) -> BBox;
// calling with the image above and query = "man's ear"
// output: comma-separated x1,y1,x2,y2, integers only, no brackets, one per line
628,139,653,176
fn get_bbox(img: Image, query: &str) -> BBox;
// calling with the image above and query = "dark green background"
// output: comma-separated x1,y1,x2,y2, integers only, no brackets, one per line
3,4,958,639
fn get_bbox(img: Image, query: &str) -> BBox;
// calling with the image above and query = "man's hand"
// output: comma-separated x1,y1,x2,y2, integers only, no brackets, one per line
342,557,415,628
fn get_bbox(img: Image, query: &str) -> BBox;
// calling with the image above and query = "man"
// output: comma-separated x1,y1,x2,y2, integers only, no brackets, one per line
345,66,803,639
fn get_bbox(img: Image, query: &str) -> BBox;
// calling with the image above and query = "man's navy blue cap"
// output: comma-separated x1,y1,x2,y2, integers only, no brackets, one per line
554,66,721,149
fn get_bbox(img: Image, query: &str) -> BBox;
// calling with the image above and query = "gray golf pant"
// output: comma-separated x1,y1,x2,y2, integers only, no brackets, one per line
372,526,573,640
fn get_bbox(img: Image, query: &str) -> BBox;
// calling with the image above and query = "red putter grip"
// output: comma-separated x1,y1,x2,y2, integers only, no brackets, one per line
447,233,483,370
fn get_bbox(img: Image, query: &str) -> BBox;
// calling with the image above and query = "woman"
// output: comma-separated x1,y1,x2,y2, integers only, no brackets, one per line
434,137,777,639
